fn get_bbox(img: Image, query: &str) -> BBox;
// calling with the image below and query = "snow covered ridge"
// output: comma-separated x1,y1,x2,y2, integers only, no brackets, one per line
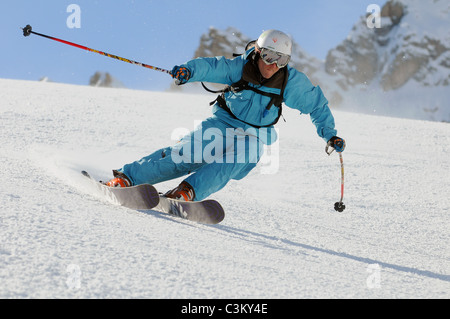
327,0,450,91
189,0,449,122
1,78,449,298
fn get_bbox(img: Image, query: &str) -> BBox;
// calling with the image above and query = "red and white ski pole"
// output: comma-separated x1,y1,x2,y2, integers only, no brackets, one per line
21,24,172,75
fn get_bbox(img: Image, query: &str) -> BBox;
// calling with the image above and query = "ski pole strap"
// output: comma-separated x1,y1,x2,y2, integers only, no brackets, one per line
22,25,171,75
201,82,225,94
325,144,334,155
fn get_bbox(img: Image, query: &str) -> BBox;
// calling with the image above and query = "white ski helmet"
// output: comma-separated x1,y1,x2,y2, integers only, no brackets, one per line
256,29,292,56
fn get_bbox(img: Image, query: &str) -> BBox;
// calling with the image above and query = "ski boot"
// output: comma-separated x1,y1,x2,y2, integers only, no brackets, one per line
103,170,131,188
164,181,195,201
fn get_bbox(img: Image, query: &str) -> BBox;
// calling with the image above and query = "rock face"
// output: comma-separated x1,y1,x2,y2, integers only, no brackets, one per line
194,27,251,59
89,71,125,88
325,0,450,92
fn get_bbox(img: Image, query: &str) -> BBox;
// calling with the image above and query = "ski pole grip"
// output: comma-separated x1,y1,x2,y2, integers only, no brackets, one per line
23,25,32,37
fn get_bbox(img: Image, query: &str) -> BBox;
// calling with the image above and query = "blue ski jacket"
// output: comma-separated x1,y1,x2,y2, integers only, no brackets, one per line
181,48,337,143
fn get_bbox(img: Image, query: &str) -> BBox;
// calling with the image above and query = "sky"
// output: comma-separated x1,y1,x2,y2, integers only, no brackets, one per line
2,0,388,91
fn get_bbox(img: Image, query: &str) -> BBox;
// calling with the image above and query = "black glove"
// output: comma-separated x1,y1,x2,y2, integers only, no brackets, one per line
327,136,346,153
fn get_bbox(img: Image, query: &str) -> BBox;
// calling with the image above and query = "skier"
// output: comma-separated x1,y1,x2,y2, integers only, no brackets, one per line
104,29,346,201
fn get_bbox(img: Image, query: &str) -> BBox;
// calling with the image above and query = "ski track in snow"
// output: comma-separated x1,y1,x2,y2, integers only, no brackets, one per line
1,79,449,298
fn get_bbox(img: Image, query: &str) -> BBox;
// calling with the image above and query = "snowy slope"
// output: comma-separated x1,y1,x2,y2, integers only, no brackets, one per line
0,78,449,299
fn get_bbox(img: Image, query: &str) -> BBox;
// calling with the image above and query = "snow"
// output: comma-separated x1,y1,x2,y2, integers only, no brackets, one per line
1,78,449,299
397,0,450,41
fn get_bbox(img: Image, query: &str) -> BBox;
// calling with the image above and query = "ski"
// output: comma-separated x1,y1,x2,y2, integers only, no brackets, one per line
81,171,225,224
81,170,159,210
156,196,225,225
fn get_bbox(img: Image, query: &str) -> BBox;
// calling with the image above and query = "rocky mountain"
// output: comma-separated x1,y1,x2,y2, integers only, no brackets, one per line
172,0,449,122
326,0,449,121
193,27,251,59
326,0,449,91
89,71,126,88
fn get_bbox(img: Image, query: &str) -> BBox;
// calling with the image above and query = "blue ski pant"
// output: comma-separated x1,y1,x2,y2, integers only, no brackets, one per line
118,116,264,201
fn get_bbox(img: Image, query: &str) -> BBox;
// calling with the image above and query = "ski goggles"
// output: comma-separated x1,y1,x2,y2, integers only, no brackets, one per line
259,47,290,68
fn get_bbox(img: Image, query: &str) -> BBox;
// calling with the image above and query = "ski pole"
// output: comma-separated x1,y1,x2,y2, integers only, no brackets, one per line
21,24,172,75
334,152,345,212
326,144,346,212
